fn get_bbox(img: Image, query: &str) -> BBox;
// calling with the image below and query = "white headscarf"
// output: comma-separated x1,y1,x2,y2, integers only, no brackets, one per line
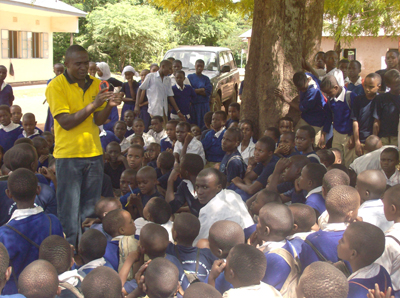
122,65,136,80
96,62,111,80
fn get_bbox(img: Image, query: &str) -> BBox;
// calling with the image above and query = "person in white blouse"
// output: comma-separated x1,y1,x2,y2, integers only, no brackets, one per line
238,120,255,165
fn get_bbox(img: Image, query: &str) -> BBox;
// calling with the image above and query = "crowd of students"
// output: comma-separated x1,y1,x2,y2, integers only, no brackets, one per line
0,45,400,298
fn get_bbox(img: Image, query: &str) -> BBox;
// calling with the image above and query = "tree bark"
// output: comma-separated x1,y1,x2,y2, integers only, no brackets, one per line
241,0,324,137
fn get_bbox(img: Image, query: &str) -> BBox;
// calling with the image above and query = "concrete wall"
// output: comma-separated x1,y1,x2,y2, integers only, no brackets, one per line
320,36,399,78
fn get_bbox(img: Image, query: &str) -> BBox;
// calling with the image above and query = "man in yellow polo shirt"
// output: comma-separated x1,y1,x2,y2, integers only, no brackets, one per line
46,45,121,246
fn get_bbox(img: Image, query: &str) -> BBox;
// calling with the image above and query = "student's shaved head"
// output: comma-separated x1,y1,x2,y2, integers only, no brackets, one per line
94,197,121,220
140,223,169,259
289,203,316,232
173,213,200,244
208,221,244,255
137,166,157,180
7,168,38,202
183,282,222,298
144,258,179,298
321,75,339,90
22,113,35,122
181,153,204,176
18,260,59,298
102,209,126,238
39,235,72,275
364,135,383,153
356,170,387,199
79,229,107,262
3,143,37,171
323,169,350,193
256,189,282,204
297,262,348,298
0,243,9,282
384,184,400,209
81,266,122,298
326,185,360,219
197,168,224,186
259,203,293,238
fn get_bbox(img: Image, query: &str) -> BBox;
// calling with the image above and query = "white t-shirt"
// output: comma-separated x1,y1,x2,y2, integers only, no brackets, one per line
223,282,282,298
174,137,206,164
134,217,174,242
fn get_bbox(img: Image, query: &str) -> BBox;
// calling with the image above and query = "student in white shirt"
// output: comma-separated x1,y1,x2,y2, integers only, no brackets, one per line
169,60,191,86
376,185,400,297
147,116,167,144
174,121,205,164
126,118,155,149
356,170,393,232
238,120,255,165
380,147,400,186
193,168,253,245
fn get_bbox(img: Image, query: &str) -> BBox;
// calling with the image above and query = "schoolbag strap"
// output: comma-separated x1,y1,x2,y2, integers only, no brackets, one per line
195,248,200,274
5,224,40,248
304,239,328,262
386,235,400,247
59,282,84,298
349,281,370,291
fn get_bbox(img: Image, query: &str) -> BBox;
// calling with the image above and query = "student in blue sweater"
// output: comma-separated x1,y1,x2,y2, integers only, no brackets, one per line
82,266,123,298
103,209,137,271
166,213,216,282
0,168,63,295
160,120,178,152
320,75,356,167
300,185,360,270
296,163,327,218
157,151,181,192
171,70,196,121
295,125,320,163
338,222,392,298
220,127,247,185
187,59,213,128
17,113,42,140
276,71,326,147
0,105,22,153
202,111,227,164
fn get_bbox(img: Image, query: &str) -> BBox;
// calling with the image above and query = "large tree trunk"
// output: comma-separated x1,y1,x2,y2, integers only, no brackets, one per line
241,0,324,136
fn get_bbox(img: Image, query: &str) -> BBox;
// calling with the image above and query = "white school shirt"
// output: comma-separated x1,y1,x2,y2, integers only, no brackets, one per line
139,71,174,116
287,231,315,241
126,132,156,148
169,74,191,87
345,76,363,86
349,146,398,175
193,189,253,245
77,258,107,274
58,269,83,287
348,263,381,281
376,223,400,292
134,217,174,242
119,137,130,152
22,129,40,138
147,129,167,144
8,206,43,223
259,239,287,252
382,169,400,186
306,186,322,198
0,122,20,132
318,214,348,232
174,137,206,164
223,282,282,298
322,68,344,87
358,199,394,232
238,137,255,165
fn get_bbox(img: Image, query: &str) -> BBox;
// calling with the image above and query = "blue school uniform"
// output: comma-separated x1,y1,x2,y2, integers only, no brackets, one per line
0,124,22,152
187,73,212,128
125,127,135,138
172,84,196,120
100,130,120,152
204,271,233,294
262,241,295,291
289,237,305,256
160,136,173,152
225,119,239,128
17,127,43,139
244,224,256,241
120,81,139,120
166,243,217,282
157,170,181,191
219,150,247,183
0,84,14,106
91,223,112,241
44,107,54,132
103,107,119,131
303,151,320,164
373,93,400,138
323,88,353,135
78,258,114,276
201,129,226,162
299,225,347,270
286,188,307,204
201,128,212,141
351,94,376,143
299,82,326,127
0,210,63,294
104,238,120,271
120,187,140,209
306,189,326,216
169,180,203,217
0,295,26,297
120,187,163,209
348,264,392,298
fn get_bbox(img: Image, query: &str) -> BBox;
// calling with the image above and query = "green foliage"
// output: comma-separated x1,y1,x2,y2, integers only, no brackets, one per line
53,33,71,65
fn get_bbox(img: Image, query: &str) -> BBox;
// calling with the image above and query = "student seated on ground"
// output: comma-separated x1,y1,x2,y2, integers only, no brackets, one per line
201,111,214,140
206,220,245,294
376,184,400,297
39,235,84,298
81,266,122,298
17,113,42,140
193,168,253,245
202,111,227,165
166,153,204,217
104,141,128,190
238,119,255,165
103,209,137,271
144,143,161,170
18,260,61,298
300,185,360,270
296,262,349,298
161,120,179,152
356,170,393,232
157,151,180,194
316,148,336,168
274,131,298,158
252,203,296,292
77,229,113,275
0,168,63,295
166,213,216,283
222,244,282,298
89,197,122,241
380,147,399,186
337,222,391,298
174,121,205,164
183,282,222,298
147,116,167,144
287,204,316,256
126,118,156,149
264,127,280,146
295,125,320,163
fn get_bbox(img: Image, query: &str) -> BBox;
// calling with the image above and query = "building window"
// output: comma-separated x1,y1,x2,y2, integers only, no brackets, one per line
343,49,356,60
1,29,48,59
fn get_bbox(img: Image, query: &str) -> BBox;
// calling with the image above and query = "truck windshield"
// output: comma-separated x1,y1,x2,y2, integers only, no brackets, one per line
164,51,218,71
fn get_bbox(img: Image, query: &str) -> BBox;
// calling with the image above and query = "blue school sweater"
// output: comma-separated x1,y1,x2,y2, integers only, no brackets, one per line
299,84,326,127
91,223,112,241
120,188,163,209
219,150,247,183
120,187,140,209
169,180,203,217
187,74,212,104
0,212,63,294
289,237,305,256
0,84,14,106
100,130,120,152
348,264,392,298
204,271,233,294
0,125,22,152
323,88,354,135
244,224,256,241
225,119,239,129
166,243,217,282
306,192,326,216
351,94,376,143
299,229,347,270
78,259,114,276
157,171,181,192
262,241,295,291
17,127,43,139
103,106,119,131
201,129,226,162
172,84,196,116
104,239,120,271
0,294,26,297
160,137,173,152
373,93,400,138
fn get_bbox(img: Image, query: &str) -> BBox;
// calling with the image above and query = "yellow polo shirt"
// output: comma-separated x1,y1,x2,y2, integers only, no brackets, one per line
46,72,106,158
